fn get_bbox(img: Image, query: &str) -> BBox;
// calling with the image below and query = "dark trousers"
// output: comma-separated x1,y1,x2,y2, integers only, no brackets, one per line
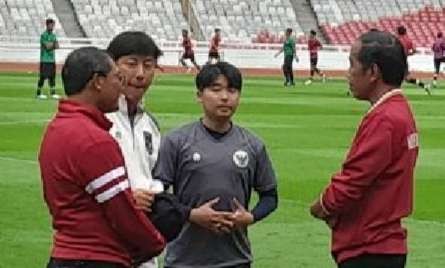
47,258,127,268
37,62,56,93
434,57,445,74
282,55,294,84
338,254,406,268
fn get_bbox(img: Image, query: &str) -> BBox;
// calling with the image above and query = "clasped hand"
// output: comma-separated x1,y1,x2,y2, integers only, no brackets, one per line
189,197,254,234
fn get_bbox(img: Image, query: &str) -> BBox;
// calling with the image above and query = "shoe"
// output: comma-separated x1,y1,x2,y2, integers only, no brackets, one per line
37,94,48,99
290,82,295,86
51,94,61,99
424,84,432,96
284,82,289,87
304,80,312,85
432,80,437,88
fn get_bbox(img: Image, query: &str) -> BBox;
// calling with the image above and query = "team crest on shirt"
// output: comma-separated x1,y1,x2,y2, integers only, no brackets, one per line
192,152,201,162
233,150,249,168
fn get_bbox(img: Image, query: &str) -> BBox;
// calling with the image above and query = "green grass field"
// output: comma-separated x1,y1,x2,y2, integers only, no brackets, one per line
0,72,444,267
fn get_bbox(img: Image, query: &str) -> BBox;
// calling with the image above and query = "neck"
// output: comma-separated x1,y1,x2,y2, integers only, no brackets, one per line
202,116,231,133
69,91,98,110
368,83,397,105
127,102,138,117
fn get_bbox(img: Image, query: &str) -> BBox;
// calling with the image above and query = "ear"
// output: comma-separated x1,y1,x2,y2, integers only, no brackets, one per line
369,63,381,82
92,74,105,92
196,90,203,103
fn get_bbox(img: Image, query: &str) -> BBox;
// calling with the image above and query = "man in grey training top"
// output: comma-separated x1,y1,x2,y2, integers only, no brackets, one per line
155,62,278,268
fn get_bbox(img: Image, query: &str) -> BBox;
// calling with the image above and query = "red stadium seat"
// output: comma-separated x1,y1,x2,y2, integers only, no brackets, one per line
318,5,445,47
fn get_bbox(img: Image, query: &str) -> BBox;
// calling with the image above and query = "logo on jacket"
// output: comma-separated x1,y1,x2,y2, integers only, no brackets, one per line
233,150,248,168
143,131,153,155
192,152,201,162
407,133,419,149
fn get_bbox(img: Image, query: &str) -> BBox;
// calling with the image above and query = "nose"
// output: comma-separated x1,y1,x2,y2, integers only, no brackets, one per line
219,89,229,100
135,64,145,81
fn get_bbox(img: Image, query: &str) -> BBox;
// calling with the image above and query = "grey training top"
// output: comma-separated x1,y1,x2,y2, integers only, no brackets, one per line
155,121,277,268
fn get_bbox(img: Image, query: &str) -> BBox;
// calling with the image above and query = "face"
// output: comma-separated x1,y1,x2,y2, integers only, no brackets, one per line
46,22,54,32
347,41,374,100
97,60,125,113
182,31,188,38
197,75,240,122
116,55,156,107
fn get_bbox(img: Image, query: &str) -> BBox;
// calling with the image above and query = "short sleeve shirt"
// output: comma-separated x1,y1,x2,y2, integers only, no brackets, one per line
40,31,57,63
155,121,277,267
283,37,295,57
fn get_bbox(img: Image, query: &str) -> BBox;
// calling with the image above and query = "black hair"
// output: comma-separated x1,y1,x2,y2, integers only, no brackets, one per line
286,28,293,34
215,28,221,33
46,18,54,25
196,62,242,92
397,26,406,35
182,29,188,33
62,47,112,96
107,31,162,61
310,30,316,36
357,30,407,87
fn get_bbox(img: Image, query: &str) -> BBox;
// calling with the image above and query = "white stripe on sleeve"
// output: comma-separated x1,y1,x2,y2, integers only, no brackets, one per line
95,179,130,203
85,166,125,194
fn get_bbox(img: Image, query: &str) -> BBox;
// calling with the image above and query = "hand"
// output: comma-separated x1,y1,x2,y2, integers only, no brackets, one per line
230,198,254,229
309,199,337,229
324,216,338,229
309,199,327,220
189,198,234,234
45,42,54,50
133,189,156,212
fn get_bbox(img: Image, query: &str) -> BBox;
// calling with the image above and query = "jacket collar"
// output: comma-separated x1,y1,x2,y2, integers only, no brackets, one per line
58,99,113,130
367,89,403,115
117,95,144,115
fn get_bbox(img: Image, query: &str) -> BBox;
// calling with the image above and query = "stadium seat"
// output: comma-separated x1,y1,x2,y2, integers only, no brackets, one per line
311,0,445,47
0,0,66,39
70,0,188,40
194,0,303,43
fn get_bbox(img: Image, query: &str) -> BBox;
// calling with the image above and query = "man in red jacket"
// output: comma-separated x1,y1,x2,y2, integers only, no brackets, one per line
39,47,165,268
310,30,419,268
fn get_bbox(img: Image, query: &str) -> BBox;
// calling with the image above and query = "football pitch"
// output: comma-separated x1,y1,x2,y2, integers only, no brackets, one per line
0,72,444,267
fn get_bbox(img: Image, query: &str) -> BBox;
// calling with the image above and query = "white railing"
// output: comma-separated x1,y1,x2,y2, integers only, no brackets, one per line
0,36,436,72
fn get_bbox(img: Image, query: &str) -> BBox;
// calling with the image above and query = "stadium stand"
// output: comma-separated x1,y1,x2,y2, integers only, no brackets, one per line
0,0,66,40
311,0,445,46
1,0,443,48
194,0,303,43
70,0,188,40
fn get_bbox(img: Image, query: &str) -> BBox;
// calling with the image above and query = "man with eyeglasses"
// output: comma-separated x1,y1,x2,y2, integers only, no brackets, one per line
39,47,165,268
